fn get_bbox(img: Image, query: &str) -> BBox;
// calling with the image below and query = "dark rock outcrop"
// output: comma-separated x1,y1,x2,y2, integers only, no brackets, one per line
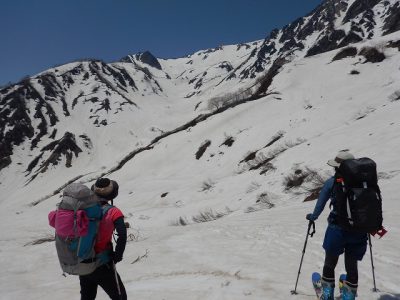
134,51,162,70
27,132,82,181
332,46,358,61
359,47,386,63
383,2,400,35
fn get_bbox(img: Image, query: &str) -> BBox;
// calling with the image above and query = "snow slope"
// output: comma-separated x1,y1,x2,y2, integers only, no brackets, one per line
1,29,400,300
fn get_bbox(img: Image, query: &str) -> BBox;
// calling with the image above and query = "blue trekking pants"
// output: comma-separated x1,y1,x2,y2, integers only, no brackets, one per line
322,224,368,284
323,224,368,260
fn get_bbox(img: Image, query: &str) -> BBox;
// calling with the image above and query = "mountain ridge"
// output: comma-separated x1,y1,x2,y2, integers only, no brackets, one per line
1,0,399,193
1,2,400,298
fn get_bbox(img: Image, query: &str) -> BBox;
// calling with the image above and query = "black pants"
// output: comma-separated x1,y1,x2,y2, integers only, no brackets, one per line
322,252,358,284
79,262,127,300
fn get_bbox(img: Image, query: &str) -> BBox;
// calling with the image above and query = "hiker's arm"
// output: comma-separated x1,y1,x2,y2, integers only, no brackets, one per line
113,217,127,263
308,177,334,221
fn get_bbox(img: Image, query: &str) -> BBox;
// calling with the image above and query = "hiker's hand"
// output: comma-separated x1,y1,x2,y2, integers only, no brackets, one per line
306,213,317,221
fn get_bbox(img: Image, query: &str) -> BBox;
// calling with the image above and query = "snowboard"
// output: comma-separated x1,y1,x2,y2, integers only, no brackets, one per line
312,272,323,299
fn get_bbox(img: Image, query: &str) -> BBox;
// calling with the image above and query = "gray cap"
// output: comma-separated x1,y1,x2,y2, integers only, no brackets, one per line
327,151,355,167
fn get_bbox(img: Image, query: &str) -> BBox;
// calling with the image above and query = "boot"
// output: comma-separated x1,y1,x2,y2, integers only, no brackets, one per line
320,277,335,300
342,281,357,300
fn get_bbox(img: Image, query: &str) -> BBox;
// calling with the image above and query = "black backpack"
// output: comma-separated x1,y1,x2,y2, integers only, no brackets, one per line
333,157,383,233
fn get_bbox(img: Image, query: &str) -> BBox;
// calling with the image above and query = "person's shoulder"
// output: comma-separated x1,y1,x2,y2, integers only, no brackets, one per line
109,206,124,220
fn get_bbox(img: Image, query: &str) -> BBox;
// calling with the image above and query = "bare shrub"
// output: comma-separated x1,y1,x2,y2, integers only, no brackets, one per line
246,192,275,213
243,138,305,174
170,216,189,226
260,162,277,175
127,227,147,242
239,131,286,165
24,235,55,246
246,181,261,193
284,167,327,191
131,249,149,264
283,138,306,149
284,169,309,190
207,87,254,111
264,130,285,148
354,106,375,120
192,207,232,223
200,179,215,192
248,152,270,169
245,152,276,174
283,166,330,201
220,136,235,147
208,96,232,111
241,150,258,163
300,169,329,202
171,208,232,226
389,90,400,102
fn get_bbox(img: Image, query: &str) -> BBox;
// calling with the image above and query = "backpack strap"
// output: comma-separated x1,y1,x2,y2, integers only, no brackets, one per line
329,174,341,210
94,204,115,266
102,203,114,217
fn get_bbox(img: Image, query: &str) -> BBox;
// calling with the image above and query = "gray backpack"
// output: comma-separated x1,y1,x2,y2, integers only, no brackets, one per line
49,183,103,275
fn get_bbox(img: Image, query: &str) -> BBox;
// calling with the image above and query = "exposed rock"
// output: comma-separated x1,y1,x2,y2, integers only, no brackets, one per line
337,31,364,48
0,156,12,171
218,62,233,72
387,40,400,51
196,140,211,160
0,86,34,161
28,132,82,179
359,47,386,63
342,0,380,24
236,43,251,51
254,57,288,96
332,47,358,61
383,2,400,35
135,51,162,70
306,30,346,57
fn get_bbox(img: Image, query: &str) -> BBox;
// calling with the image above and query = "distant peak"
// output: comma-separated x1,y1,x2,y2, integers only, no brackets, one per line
121,51,162,70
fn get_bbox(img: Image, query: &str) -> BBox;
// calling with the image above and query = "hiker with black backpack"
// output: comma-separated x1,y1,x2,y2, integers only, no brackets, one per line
306,151,383,300
79,178,128,300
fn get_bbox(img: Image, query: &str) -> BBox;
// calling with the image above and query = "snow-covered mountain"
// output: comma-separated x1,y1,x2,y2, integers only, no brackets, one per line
1,0,399,187
1,0,400,299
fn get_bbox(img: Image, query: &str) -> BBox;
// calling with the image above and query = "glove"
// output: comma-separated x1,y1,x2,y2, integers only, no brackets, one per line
306,213,317,221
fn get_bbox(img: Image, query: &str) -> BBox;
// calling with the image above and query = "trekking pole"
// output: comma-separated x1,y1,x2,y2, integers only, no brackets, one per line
291,220,316,295
368,234,378,292
112,261,123,300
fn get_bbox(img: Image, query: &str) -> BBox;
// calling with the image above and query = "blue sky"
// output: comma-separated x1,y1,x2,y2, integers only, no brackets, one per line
0,0,322,86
